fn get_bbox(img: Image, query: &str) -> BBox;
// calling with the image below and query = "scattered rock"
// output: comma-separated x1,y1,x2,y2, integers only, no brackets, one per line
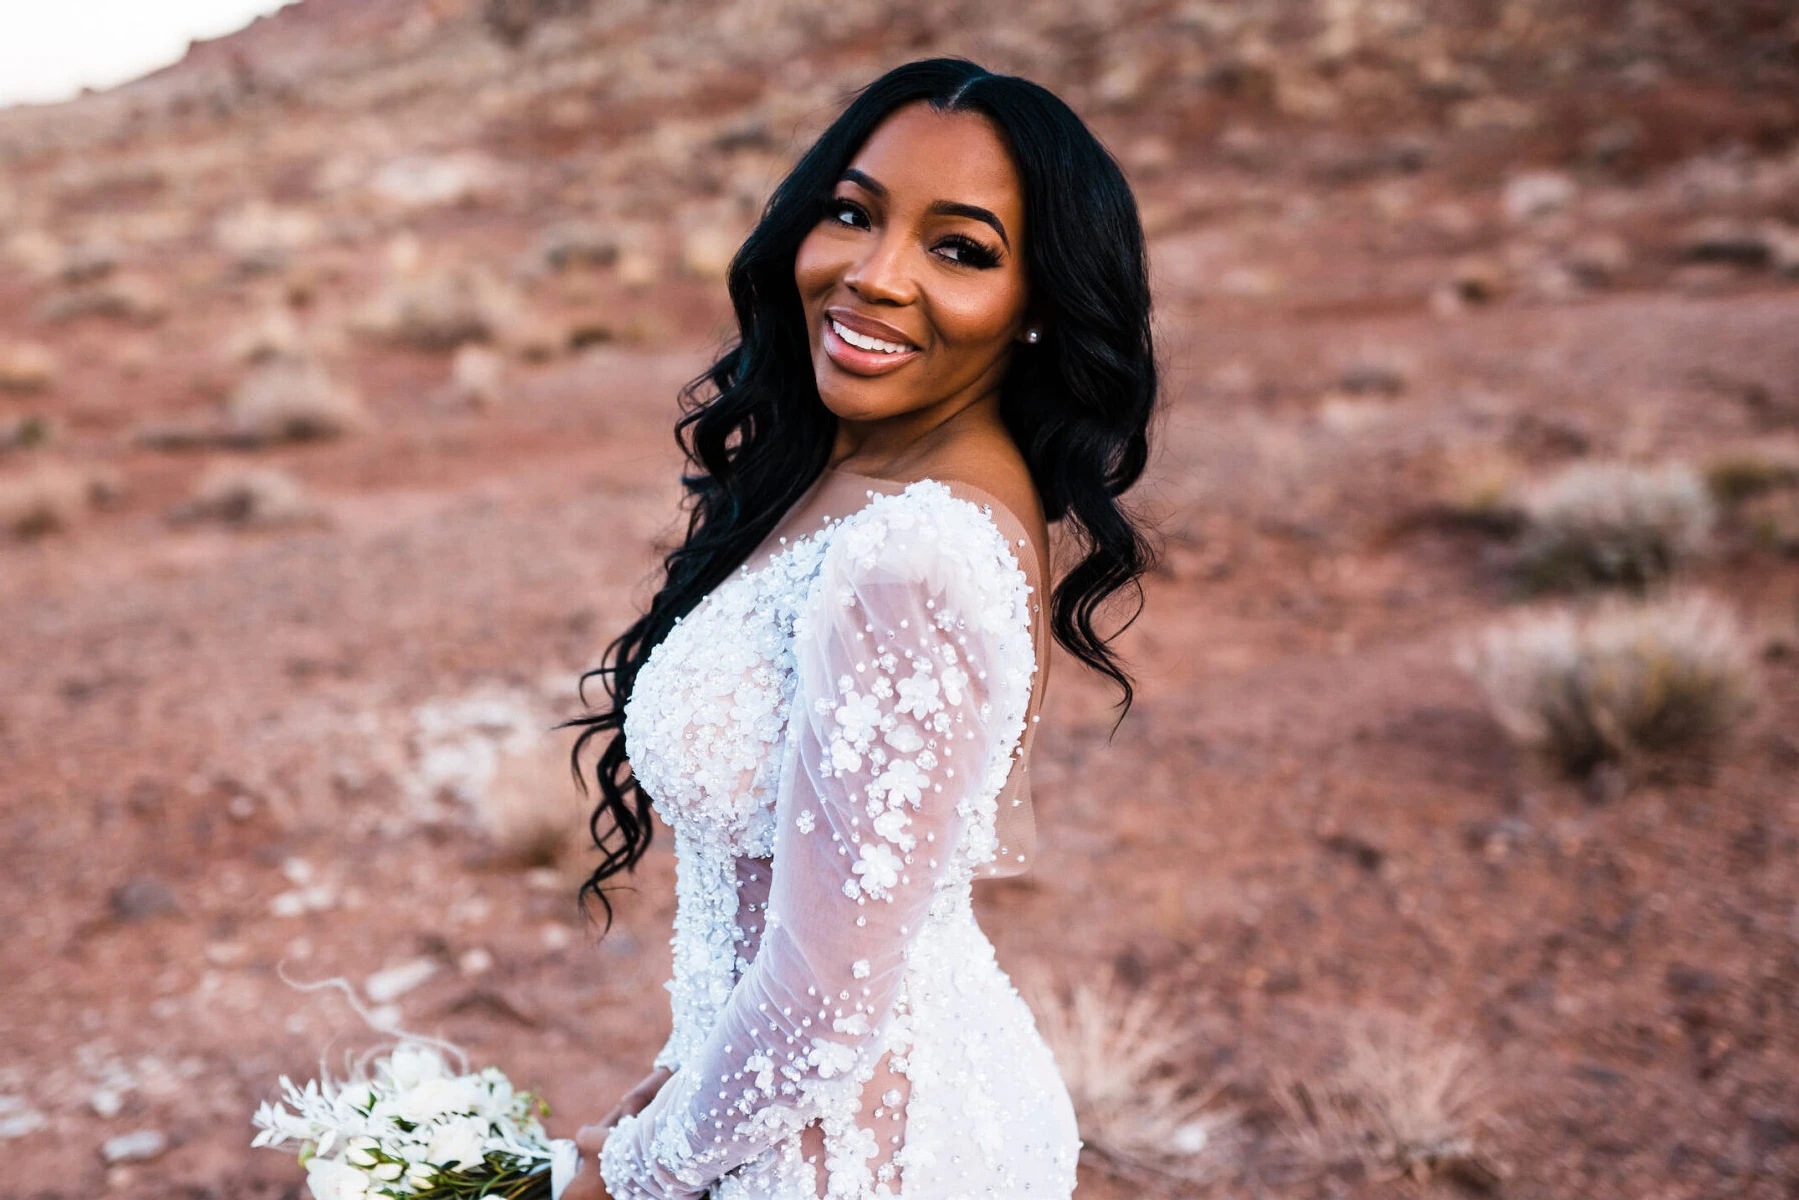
1503,171,1576,223
212,201,321,272
101,1129,168,1164
109,878,178,923
0,341,57,394
370,153,501,209
537,221,618,272
38,275,169,325
1564,233,1632,286
449,345,505,410
0,1096,47,1140
224,308,305,366
1337,354,1410,396
679,225,738,282
1449,255,1506,304
365,957,439,1004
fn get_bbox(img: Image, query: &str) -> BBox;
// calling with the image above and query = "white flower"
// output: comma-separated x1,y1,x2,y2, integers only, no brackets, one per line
852,958,871,979
872,807,913,850
834,691,881,745
876,760,928,809
939,665,969,707
828,735,862,774
388,1076,483,1126
306,1156,372,1200
807,1038,858,1079
883,723,924,754
425,1115,490,1171
795,809,816,835
383,1044,450,1091
894,672,940,719
852,842,902,897
833,1012,870,1037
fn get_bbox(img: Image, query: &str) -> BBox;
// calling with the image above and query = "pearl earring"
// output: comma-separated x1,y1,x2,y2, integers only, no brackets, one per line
1025,329,1041,344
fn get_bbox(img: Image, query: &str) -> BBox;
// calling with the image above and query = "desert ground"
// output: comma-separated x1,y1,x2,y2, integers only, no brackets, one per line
2,2,1797,1197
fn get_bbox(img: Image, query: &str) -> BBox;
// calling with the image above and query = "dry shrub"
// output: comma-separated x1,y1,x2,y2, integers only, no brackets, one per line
1272,1010,1503,1189
36,275,169,325
350,263,524,352
0,462,98,538
1460,592,1758,776
1020,970,1237,1183
1704,444,1799,507
1427,451,1526,536
1741,490,1799,556
1514,461,1713,590
478,741,584,869
226,358,367,444
170,464,323,528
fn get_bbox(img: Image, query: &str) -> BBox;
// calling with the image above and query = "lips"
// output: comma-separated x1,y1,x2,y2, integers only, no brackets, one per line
821,306,922,377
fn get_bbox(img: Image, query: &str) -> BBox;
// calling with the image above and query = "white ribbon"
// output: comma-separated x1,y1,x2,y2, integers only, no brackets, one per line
548,1137,582,1199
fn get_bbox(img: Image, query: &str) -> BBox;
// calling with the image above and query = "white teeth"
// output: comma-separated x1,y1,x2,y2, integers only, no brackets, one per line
831,318,909,354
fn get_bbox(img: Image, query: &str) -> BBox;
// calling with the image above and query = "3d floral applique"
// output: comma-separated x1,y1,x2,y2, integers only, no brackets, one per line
605,481,1071,1200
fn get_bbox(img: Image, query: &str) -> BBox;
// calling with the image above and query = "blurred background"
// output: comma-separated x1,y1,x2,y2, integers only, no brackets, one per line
1,1,1796,1196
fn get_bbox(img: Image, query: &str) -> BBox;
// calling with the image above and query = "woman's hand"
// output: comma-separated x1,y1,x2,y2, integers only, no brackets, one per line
556,1141,612,1200
592,1066,673,1133
556,1068,672,1200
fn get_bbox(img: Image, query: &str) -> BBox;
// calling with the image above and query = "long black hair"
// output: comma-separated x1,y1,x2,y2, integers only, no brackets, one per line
563,57,1157,923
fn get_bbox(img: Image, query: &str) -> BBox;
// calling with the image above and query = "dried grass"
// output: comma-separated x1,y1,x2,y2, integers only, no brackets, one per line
1460,591,1759,776
1704,444,1799,507
1272,1011,1504,1189
1019,970,1237,1183
0,462,97,538
226,358,367,444
1513,461,1714,590
350,263,524,352
169,465,324,528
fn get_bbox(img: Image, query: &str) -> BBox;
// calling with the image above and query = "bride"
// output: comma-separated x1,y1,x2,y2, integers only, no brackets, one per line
558,57,1157,1200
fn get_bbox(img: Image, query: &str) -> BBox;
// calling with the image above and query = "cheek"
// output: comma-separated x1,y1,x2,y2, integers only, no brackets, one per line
793,232,843,305
930,273,1029,348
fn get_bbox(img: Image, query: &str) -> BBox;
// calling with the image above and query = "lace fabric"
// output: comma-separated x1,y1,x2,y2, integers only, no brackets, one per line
603,479,1079,1199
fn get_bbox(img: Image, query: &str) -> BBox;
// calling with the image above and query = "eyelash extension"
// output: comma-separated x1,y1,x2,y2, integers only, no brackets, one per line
936,233,1001,269
821,196,1001,269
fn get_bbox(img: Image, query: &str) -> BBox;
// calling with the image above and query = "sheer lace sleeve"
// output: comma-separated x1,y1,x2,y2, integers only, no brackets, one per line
600,485,1036,1199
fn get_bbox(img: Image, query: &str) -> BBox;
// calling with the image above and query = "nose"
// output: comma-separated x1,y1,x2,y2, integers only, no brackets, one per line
842,229,915,307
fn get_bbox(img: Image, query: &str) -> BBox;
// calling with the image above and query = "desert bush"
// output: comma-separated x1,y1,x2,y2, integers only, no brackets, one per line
1704,445,1799,506
170,464,322,528
1020,970,1236,1182
1461,592,1758,776
1272,1010,1502,1188
1514,461,1713,590
0,462,98,538
350,263,523,352
226,358,367,444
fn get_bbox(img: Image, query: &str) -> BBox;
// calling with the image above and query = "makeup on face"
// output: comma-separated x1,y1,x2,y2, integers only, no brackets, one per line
793,102,1030,421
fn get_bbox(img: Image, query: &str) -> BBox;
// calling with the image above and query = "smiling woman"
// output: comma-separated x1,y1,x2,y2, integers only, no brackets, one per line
559,57,1157,1200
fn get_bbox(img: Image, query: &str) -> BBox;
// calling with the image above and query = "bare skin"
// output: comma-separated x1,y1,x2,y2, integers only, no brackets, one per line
561,100,1048,1200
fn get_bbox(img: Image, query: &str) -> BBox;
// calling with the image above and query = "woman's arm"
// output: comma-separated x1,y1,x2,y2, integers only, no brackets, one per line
597,490,1036,1200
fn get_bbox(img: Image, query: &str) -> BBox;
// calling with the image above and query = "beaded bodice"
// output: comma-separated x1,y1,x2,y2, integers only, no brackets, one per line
601,479,1078,1200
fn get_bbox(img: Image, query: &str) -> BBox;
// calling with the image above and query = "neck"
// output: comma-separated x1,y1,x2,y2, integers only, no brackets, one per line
828,386,1004,479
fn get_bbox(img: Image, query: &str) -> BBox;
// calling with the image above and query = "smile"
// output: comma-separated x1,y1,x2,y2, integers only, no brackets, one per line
821,314,922,377
830,317,911,354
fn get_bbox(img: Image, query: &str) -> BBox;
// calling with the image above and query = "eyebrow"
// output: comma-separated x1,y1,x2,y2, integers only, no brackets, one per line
840,168,1011,250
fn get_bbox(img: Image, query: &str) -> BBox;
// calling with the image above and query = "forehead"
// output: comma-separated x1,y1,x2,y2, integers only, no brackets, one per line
847,102,1023,219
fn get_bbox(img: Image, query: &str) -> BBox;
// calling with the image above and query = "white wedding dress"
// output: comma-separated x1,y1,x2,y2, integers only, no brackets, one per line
598,476,1080,1199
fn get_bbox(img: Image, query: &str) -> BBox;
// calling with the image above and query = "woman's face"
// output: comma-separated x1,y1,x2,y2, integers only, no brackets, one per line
794,101,1032,427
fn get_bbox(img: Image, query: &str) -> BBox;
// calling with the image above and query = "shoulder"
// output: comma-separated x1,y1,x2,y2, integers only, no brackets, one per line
829,481,1022,586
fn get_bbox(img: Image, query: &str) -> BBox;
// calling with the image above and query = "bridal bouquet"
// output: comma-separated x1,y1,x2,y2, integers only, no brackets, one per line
252,1041,581,1200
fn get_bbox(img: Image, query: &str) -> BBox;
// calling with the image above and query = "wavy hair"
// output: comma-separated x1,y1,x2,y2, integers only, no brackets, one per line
563,57,1157,923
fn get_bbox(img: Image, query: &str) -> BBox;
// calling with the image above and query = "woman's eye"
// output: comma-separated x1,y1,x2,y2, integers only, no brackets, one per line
826,198,868,228
936,235,1000,269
